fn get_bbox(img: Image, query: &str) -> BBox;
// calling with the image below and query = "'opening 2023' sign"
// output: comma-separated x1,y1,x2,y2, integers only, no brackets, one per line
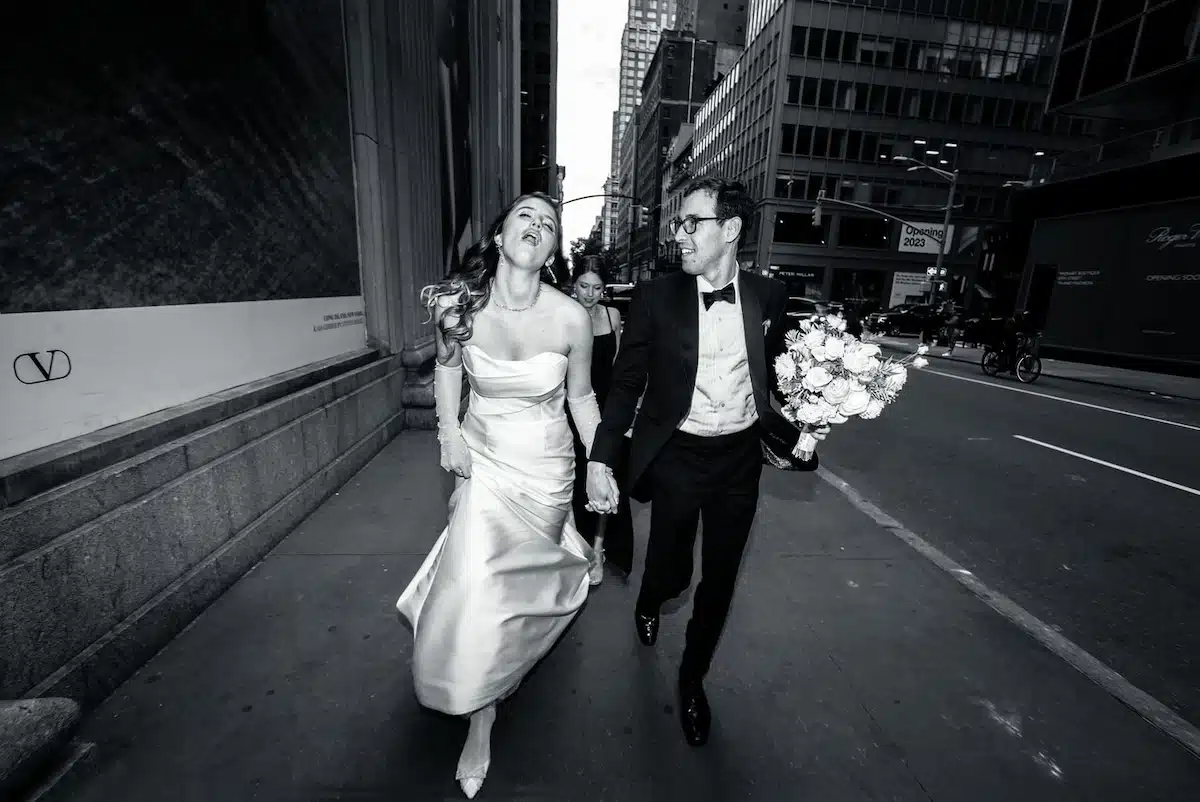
898,223,955,255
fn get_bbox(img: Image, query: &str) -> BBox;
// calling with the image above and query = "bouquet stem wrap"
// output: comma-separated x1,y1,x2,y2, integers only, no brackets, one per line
794,429,819,460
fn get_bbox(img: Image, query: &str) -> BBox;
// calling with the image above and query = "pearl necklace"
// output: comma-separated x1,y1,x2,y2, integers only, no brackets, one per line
491,279,541,312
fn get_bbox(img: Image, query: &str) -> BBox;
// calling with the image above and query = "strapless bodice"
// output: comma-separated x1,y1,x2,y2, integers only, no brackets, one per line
461,345,568,422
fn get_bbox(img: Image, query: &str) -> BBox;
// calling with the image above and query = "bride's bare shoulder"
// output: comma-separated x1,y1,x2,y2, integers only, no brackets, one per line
543,284,587,321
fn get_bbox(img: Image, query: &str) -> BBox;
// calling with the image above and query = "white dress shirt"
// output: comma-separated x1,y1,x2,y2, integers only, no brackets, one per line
678,273,758,437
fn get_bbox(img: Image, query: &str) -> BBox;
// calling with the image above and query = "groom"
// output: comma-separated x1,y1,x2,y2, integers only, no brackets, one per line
587,176,829,746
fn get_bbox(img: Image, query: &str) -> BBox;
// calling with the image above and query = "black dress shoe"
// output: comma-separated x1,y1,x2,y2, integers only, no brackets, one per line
634,612,658,646
678,677,711,746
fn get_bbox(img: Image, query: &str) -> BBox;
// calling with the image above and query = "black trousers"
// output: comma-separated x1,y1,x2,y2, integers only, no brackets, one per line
635,424,762,683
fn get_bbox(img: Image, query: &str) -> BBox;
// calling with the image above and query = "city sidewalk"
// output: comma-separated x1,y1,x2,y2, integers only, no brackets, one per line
872,335,1200,401
59,431,1199,801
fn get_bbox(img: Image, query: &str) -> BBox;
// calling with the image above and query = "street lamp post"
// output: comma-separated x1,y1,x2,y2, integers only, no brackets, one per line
892,155,958,312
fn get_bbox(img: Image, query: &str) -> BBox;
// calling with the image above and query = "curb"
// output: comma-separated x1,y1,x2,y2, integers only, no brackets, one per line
875,343,1200,401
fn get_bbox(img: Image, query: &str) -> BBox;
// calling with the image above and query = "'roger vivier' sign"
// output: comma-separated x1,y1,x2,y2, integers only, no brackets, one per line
1145,224,1200,250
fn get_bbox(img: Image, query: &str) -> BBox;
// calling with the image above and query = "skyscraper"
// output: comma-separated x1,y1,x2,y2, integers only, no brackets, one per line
606,1,679,262
520,0,558,197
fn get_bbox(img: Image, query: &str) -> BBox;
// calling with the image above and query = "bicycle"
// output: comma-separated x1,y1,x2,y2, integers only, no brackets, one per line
981,332,1042,383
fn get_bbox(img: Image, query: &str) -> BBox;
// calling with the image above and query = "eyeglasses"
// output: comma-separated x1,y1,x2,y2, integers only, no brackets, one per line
668,215,723,236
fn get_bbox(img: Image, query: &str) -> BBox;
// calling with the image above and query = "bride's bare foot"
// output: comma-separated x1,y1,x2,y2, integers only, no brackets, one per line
456,703,496,798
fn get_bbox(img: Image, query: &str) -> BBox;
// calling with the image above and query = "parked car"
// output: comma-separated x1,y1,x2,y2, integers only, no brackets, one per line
604,283,635,316
866,303,939,336
786,296,819,320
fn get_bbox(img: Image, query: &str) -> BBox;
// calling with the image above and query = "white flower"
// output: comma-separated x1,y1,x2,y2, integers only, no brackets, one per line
802,365,833,389
884,367,908,393
842,347,874,375
860,397,887,419
809,344,828,362
795,403,827,425
822,376,852,405
832,315,847,332
858,343,882,359
913,356,929,369
803,328,825,349
823,336,845,360
785,330,804,349
839,388,873,417
774,353,797,381
917,344,929,355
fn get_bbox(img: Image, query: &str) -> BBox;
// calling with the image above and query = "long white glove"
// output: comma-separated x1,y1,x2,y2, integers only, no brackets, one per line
568,391,603,457
435,362,471,477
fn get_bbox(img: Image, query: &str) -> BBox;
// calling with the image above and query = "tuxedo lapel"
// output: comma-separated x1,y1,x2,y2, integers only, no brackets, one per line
738,275,771,417
675,273,699,398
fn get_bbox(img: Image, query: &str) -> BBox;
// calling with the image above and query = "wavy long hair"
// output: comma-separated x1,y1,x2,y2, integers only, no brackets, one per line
421,192,568,346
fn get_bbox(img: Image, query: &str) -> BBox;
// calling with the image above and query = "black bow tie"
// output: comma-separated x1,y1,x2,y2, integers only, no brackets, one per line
702,283,736,310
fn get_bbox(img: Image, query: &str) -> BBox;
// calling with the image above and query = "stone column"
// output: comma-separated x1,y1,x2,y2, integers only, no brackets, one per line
343,0,444,367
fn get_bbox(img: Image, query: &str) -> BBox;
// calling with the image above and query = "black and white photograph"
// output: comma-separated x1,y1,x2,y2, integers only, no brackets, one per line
2,1,1198,800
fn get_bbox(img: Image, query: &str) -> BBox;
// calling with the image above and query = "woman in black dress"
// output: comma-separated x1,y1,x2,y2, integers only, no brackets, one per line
568,263,634,584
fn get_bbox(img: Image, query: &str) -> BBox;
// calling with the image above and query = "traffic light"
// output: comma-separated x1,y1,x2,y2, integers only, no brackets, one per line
811,205,822,227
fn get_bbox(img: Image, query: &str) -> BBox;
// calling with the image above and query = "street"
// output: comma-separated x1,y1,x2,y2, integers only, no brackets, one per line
821,350,1200,727
56,376,1200,800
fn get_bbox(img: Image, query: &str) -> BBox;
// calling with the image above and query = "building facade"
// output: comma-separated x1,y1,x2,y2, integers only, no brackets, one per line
1011,0,1200,371
660,123,697,271
605,1,680,262
689,0,1096,313
677,0,750,45
616,107,642,278
520,0,558,196
631,31,720,278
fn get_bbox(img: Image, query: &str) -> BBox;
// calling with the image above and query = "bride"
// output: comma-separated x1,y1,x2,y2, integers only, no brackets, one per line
396,192,613,798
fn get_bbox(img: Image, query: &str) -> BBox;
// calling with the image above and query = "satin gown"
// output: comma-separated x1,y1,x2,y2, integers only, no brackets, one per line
397,345,594,716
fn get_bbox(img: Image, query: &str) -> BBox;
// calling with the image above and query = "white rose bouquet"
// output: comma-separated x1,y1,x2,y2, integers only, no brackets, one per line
774,313,928,459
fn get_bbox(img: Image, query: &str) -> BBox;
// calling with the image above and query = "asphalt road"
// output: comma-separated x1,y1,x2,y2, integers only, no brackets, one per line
820,355,1200,727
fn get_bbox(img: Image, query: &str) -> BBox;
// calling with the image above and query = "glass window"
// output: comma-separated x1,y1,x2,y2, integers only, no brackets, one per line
825,31,843,61
813,127,830,158
775,212,828,245
780,123,796,153
795,125,813,155
802,77,819,106
818,79,835,107
838,216,891,249
846,129,863,161
791,27,808,56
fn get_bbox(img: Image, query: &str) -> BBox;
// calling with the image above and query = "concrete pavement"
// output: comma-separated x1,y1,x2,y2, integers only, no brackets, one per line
55,430,1200,800
871,336,1200,401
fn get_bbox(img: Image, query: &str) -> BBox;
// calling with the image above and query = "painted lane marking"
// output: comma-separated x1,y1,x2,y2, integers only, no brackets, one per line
1013,435,1200,498
922,368,1200,433
817,466,1200,760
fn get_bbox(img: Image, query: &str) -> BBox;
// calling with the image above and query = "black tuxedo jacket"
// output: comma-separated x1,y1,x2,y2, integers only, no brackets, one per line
591,269,817,501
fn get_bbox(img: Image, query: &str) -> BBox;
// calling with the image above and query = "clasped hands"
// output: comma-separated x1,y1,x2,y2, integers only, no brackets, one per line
585,462,620,515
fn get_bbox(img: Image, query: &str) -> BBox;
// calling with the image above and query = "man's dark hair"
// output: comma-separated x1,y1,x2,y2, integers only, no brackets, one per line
681,176,756,245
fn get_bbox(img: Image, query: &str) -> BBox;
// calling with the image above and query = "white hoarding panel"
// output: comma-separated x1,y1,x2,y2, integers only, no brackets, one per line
1,297,365,460
889,272,930,307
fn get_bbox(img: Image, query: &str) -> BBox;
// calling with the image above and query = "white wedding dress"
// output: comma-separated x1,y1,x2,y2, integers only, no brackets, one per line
397,345,594,716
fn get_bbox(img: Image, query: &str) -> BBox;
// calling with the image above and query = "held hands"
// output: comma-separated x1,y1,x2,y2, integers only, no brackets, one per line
585,461,620,514
438,426,472,479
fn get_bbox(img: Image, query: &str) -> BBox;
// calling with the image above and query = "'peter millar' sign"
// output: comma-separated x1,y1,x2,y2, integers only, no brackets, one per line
898,223,955,255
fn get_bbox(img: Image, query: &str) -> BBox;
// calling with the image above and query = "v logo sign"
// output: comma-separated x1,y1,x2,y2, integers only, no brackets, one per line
13,350,73,384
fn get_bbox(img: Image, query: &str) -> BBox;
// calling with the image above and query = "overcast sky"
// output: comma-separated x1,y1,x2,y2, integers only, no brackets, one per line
556,1,626,251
